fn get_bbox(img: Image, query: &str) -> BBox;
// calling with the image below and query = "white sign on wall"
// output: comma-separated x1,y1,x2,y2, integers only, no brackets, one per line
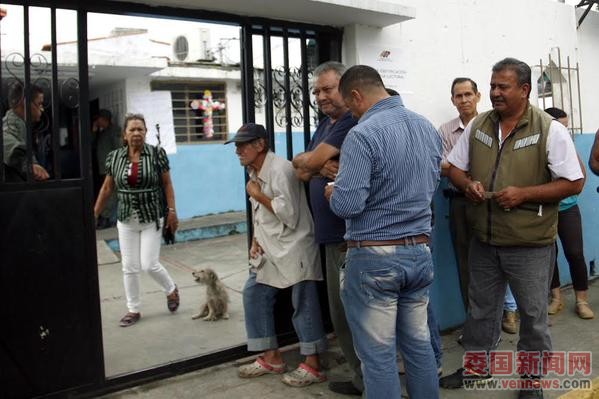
358,46,411,94
127,89,177,154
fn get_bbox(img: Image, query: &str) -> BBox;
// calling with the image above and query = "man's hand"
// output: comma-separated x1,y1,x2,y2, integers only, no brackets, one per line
324,183,334,201
464,180,485,203
494,186,527,209
32,164,49,181
246,180,262,199
249,239,264,259
320,159,339,180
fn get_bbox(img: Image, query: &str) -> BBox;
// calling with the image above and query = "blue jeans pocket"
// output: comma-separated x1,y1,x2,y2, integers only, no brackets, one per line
360,269,399,305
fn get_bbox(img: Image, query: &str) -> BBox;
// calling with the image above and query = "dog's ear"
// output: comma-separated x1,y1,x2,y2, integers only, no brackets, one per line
207,269,217,282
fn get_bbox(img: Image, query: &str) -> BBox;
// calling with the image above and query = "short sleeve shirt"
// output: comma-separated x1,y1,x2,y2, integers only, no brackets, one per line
306,111,357,244
106,143,170,223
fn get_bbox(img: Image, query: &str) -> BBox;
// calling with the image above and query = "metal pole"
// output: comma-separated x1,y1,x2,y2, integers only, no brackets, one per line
282,29,292,161
0,8,4,183
557,48,565,110
240,24,255,124
51,8,61,179
576,61,583,134
539,59,546,110
262,26,274,152
566,56,575,135
24,5,33,182
300,31,311,150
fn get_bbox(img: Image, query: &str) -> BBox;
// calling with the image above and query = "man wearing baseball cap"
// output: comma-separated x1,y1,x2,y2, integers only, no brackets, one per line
226,123,328,387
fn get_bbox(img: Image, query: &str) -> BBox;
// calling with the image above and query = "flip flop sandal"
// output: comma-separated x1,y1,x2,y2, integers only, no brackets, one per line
281,363,327,387
119,312,140,327
238,356,287,378
167,286,180,312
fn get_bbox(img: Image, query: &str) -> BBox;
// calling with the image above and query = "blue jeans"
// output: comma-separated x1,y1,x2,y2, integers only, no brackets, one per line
242,272,327,355
428,301,442,369
504,285,517,312
341,244,439,399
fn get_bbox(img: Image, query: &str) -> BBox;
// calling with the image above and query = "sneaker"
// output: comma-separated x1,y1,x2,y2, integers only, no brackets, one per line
281,363,327,387
547,297,564,315
238,356,287,378
518,377,543,398
328,381,362,396
502,310,518,334
576,301,594,319
439,368,492,389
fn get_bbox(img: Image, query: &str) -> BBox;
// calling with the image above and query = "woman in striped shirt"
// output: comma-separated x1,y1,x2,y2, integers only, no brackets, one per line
94,114,180,327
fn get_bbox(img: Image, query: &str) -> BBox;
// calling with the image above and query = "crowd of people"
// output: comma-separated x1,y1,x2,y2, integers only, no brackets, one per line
3,55,597,399
226,57,595,399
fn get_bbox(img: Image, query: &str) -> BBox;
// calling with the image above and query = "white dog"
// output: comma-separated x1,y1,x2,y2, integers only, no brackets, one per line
191,268,230,321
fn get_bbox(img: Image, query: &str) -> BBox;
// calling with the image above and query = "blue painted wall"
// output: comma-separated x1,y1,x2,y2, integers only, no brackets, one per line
168,131,599,331
169,131,309,219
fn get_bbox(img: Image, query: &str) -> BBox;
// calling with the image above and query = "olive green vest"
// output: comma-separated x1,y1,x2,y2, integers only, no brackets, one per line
467,104,557,247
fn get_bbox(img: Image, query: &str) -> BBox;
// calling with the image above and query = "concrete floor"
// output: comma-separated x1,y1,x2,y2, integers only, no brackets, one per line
96,215,599,398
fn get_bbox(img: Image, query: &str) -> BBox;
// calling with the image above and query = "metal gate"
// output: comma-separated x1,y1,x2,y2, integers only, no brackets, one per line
0,2,341,397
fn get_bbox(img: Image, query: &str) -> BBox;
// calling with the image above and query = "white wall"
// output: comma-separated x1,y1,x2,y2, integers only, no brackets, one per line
577,8,599,133
343,0,581,128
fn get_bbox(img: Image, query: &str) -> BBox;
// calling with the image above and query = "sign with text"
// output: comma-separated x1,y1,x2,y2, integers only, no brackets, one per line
358,46,409,94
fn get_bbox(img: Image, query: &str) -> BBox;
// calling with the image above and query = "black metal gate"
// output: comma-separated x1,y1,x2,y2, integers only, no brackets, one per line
0,2,341,397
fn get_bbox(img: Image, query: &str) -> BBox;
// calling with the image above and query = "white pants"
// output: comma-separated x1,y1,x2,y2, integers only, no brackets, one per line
117,216,176,313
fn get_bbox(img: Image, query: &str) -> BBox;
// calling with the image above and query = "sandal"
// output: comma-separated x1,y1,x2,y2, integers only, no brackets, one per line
167,286,180,312
119,312,140,327
281,363,327,387
238,356,287,378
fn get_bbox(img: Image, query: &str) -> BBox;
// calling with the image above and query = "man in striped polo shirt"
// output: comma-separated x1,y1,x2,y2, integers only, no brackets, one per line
326,65,442,399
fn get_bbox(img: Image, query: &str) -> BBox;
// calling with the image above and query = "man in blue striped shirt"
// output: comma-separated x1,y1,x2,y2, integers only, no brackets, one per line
326,65,442,399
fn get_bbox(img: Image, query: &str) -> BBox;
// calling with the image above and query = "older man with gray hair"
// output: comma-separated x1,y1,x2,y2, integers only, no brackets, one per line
292,61,361,396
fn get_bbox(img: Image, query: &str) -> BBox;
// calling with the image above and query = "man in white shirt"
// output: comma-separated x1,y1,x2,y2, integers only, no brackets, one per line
439,58,584,399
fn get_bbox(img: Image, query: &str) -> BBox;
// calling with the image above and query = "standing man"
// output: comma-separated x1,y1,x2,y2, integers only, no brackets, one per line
93,109,121,228
227,123,328,387
2,83,49,182
292,61,361,396
439,78,518,334
440,58,583,399
327,65,442,399
589,128,599,175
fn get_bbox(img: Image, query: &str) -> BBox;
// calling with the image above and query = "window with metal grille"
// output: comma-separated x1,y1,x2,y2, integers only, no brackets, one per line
151,81,227,143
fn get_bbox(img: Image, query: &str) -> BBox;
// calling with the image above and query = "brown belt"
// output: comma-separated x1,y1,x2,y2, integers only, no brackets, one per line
347,234,429,248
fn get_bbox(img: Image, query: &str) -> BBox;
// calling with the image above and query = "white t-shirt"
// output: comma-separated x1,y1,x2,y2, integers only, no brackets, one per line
448,119,583,181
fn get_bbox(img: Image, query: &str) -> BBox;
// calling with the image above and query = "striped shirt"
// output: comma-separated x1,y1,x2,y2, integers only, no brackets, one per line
105,143,170,224
438,116,465,162
330,95,442,241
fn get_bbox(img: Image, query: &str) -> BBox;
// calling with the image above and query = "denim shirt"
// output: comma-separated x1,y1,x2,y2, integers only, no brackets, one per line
330,95,442,241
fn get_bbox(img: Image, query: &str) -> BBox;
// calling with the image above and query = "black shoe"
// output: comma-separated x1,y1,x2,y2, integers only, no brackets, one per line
518,377,543,398
328,381,362,396
439,368,492,389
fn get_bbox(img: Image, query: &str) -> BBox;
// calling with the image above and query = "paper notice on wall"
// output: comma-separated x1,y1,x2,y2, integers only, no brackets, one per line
127,90,177,154
358,46,410,94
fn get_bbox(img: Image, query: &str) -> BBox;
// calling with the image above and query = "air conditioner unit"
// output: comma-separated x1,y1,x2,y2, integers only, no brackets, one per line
172,28,211,63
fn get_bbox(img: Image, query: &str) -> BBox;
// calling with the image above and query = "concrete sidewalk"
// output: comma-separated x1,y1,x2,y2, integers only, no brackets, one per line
95,213,599,398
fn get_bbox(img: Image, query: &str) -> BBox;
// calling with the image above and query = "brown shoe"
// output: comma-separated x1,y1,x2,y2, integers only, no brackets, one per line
167,286,180,312
502,310,517,334
576,301,594,319
119,312,141,327
547,297,564,315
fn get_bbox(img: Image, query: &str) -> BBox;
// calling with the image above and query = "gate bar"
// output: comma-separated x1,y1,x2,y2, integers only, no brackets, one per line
50,7,61,179
282,28,292,160
300,31,311,150
262,26,275,151
23,5,33,182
